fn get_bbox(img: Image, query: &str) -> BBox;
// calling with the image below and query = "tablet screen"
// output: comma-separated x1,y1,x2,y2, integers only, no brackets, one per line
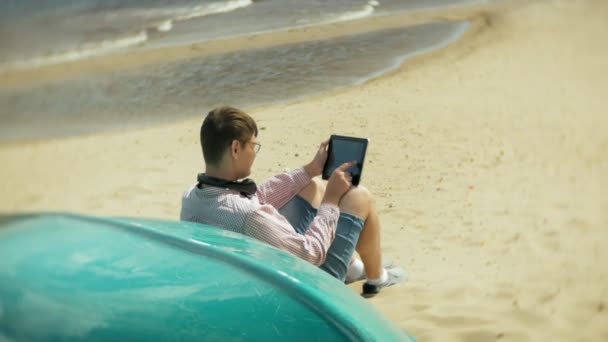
322,135,369,186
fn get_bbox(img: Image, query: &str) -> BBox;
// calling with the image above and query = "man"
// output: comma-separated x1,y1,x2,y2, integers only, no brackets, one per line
181,106,405,296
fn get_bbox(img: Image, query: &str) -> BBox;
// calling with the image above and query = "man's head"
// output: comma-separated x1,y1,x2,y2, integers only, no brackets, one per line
200,106,259,179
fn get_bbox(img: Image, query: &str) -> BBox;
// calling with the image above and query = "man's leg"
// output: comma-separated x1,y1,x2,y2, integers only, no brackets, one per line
288,178,403,290
300,179,384,280
297,177,325,208
287,178,363,281
277,177,326,236
338,186,407,296
336,186,383,279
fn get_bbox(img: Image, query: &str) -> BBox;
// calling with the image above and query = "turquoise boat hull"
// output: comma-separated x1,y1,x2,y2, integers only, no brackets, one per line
0,213,415,341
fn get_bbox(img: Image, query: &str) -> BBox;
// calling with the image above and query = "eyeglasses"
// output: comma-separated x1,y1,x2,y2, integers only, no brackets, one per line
250,142,261,154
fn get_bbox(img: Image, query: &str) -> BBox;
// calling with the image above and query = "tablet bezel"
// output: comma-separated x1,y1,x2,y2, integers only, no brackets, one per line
322,134,369,186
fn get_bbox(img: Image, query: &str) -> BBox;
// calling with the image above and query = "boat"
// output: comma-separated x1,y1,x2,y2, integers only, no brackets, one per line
0,213,415,341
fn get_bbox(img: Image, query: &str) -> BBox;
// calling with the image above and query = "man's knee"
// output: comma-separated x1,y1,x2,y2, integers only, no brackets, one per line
339,185,373,219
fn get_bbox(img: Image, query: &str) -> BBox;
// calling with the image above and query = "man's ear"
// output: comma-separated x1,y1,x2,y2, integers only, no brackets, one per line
230,140,240,159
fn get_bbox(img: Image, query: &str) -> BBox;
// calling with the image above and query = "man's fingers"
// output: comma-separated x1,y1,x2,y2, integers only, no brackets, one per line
319,140,330,151
336,161,357,171
319,139,329,148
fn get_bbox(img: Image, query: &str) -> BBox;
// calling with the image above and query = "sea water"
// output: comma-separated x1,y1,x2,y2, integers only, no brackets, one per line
0,0,489,141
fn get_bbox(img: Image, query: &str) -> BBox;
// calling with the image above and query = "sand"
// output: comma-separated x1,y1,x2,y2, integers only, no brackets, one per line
1,0,607,341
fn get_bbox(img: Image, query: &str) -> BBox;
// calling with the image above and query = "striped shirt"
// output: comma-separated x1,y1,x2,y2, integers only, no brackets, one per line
180,167,340,265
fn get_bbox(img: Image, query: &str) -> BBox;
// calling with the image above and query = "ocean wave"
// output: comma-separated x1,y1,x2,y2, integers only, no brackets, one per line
0,31,148,74
148,0,253,34
175,0,253,21
294,0,377,28
125,0,252,23
156,20,173,33
0,0,253,73
332,0,378,22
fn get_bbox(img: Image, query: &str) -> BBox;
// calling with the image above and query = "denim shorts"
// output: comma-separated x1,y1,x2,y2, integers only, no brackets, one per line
278,195,364,282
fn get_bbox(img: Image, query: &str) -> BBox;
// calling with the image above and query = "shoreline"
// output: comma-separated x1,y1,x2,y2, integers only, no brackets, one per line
0,0,511,91
0,12,491,147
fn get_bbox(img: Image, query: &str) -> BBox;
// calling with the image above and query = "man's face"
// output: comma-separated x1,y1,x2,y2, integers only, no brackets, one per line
235,134,259,179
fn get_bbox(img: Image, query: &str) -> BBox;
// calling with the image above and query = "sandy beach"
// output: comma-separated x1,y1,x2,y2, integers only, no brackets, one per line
1,0,607,340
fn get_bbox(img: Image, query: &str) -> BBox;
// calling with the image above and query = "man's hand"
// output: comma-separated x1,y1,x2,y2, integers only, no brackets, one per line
322,161,356,206
304,139,329,177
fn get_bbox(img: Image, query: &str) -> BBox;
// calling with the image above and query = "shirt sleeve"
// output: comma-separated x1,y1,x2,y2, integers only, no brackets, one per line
243,203,340,266
256,167,312,209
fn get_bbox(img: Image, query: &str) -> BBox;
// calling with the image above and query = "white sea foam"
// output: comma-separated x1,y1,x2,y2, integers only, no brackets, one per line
297,0,379,27
174,0,253,21
156,20,173,33
334,5,375,22
124,0,252,24
0,31,148,74
0,0,253,73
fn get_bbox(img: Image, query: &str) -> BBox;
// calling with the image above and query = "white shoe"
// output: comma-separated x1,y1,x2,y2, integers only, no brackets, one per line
361,266,407,298
344,260,398,284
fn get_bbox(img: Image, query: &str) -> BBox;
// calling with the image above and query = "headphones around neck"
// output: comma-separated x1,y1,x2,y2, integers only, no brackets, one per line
197,174,257,198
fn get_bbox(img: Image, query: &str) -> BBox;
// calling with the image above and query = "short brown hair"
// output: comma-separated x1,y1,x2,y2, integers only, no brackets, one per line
200,106,258,165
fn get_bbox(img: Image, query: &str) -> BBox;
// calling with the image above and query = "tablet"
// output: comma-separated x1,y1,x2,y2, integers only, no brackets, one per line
322,135,369,186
